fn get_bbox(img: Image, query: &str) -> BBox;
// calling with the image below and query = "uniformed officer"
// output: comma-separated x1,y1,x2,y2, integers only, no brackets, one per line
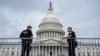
63,27,76,56
20,26,33,56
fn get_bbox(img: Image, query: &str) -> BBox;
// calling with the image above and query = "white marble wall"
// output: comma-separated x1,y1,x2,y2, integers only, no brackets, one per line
0,45,99,56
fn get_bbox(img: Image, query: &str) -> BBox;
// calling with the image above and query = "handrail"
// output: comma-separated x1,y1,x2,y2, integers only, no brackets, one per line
0,37,100,39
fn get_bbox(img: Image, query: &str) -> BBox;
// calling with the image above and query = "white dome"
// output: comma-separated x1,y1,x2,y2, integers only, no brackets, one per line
36,3,65,41
42,11,59,23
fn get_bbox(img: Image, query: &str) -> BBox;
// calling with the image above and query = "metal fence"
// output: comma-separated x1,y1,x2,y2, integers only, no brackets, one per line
0,38,100,56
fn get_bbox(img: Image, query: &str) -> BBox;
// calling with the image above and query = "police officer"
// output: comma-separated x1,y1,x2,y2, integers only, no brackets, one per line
20,26,33,56
63,27,76,56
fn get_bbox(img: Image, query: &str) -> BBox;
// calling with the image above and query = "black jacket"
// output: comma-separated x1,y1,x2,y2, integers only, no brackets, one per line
20,30,33,43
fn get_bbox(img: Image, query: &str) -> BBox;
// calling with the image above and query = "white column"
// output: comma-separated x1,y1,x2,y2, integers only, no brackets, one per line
47,32,48,38
9,48,12,56
19,48,21,56
55,46,57,56
57,32,59,38
42,46,43,55
43,24,44,29
94,48,97,56
84,47,87,56
48,32,49,38
66,47,68,56
43,32,45,38
54,32,56,38
51,32,53,38
75,48,78,56
32,46,34,56
52,32,53,38
40,33,41,39
47,24,48,29
61,33,63,38
45,46,47,56
42,33,43,38
91,48,93,56
49,46,50,56
56,32,57,38
41,33,42,39
51,24,52,29
45,24,46,29
42,33,43,39
80,47,82,56
60,33,61,39
49,32,50,38
41,33,42,38
81,48,83,56
0,48,2,56
59,46,60,55
44,32,45,38
15,48,17,56
36,46,37,56
59,32,62,38
56,32,58,37
49,24,51,28
49,31,51,38
57,47,58,56
55,32,58,37
48,24,50,29
44,32,46,38
46,32,48,38
44,24,46,29
59,32,60,39
43,46,45,56
59,33,60,39
52,45,53,56
53,32,54,38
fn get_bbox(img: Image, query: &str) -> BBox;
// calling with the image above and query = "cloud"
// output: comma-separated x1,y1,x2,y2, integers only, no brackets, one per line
0,0,100,38
0,0,51,11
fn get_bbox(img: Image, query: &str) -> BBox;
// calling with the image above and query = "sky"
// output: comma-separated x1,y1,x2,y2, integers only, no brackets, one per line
0,0,100,38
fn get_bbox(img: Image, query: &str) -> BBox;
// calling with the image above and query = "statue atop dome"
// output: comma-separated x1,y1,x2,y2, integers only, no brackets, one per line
48,2,53,11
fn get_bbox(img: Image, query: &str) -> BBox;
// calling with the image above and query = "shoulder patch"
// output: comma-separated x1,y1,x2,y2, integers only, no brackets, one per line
23,31,27,34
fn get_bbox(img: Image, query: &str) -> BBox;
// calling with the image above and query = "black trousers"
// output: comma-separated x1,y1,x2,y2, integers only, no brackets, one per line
67,39,76,56
21,41,31,56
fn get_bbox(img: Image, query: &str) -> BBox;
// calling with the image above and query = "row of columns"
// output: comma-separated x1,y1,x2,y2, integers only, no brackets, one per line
0,46,99,56
39,24,62,30
0,47,21,56
38,31,64,39
30,46,68,56
76,47,98,56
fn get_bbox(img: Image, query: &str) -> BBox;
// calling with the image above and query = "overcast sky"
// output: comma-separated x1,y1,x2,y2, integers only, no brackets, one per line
0,0,100,38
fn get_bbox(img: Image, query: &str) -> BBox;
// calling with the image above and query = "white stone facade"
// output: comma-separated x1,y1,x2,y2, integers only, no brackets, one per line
0,44,99,56
0,3,100,56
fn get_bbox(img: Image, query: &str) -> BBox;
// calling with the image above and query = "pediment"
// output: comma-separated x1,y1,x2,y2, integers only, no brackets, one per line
40,39,64,44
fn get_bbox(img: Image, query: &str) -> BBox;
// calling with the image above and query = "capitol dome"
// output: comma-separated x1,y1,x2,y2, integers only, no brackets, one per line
36,3,65,41
41,11,59,23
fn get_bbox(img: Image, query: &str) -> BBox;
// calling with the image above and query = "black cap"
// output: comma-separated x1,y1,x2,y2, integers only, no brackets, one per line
68,27,72,29
27,25,32,28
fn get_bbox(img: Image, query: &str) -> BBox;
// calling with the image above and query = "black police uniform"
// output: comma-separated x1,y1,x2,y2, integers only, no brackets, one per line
20,30,33,56
67,31,76,56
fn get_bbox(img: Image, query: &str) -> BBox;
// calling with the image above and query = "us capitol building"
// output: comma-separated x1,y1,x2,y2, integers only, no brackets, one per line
0,3,100,56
